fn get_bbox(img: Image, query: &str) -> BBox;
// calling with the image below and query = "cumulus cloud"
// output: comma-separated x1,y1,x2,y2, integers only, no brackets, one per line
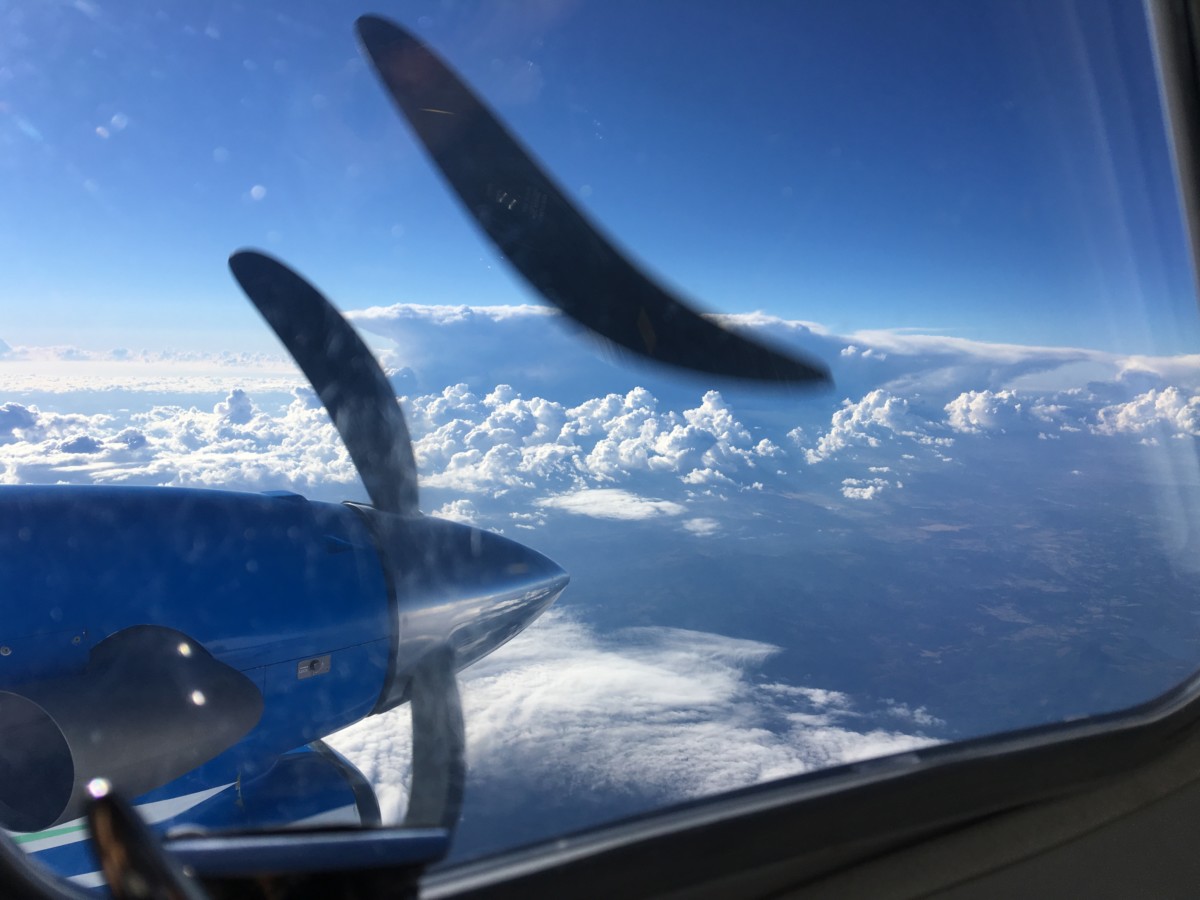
945,389,1026,433
5,313,1200,516
839,344,886,361
0,402,37,442
537,488,686,521
885,701,946,729
840,477,899,500
407,383,780,500
1094,387,1200,437
0,388,359,497
0,375,786,508
432,498,481,525
683,517,721,536
215,388,256,425
327,612,941,824
566,388,774,481
798,389,950,464
59,435,103,454
5,295,1200,531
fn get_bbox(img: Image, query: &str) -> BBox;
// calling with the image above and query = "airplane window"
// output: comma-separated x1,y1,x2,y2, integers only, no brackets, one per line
2,0,1198,889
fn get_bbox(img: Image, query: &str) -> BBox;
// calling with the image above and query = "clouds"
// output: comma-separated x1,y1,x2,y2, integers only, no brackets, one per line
0,370,793,514
537,488,686,521
214,388,255,425
347,303,598,401
409,383,781,502
1094,387,1200,438
0,345,302,396
5,302,1200,515
565,388,776,485
0,402,37,441
411,383,574,494
841,477,897,501
0,389,359,497
327,611,941,827
59,435,103,454
945,389,1025,433
799,389,946,464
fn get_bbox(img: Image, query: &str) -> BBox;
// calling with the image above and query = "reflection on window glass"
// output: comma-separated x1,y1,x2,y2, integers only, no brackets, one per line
1,0,1198,880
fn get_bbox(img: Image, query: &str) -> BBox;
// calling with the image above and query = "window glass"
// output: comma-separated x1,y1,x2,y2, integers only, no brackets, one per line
2,0,1198,874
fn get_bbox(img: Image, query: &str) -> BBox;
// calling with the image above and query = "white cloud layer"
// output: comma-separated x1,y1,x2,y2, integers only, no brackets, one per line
327,611,940,824
0,389,358,495
1094,387,1200,437
0,346,301,394
5,306,1200,512
945,389,1026,433
537,488,686,521
800,389,950,464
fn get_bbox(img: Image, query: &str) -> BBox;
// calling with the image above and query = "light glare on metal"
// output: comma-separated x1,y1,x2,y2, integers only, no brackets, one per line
86,778,111,800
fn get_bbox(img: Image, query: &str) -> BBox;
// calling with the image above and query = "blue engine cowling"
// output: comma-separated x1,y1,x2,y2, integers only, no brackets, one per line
0,484,568,834
0,484,392,832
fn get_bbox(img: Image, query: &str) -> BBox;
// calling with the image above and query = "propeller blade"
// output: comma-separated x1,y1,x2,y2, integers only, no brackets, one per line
86,782,207,900
403,646,465,830
229,250,420,516
356,15,832,387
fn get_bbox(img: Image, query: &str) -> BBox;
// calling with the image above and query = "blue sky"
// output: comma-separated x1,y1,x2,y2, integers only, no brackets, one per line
1,0,1196,355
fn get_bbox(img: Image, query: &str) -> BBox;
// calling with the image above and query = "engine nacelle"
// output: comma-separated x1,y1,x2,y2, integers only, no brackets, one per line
0,625,262,832
348,506,569,713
